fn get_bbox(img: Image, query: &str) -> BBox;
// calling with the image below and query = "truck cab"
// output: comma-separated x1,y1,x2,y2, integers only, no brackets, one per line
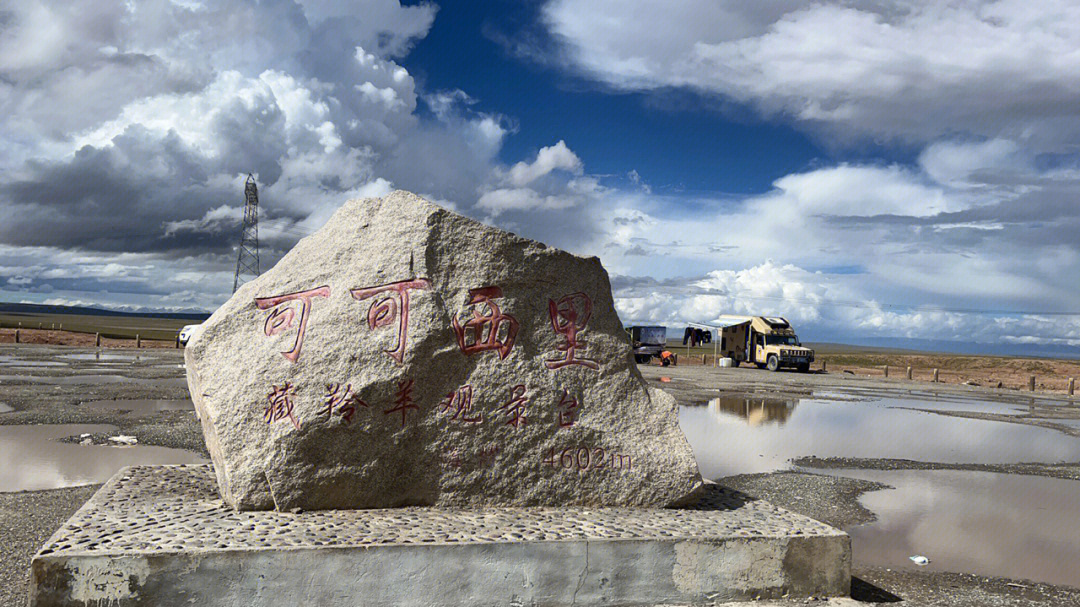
720,317,814,372
626,325,667,364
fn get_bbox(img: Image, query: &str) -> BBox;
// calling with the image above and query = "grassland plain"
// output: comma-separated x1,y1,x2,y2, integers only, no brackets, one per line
0,311,191,342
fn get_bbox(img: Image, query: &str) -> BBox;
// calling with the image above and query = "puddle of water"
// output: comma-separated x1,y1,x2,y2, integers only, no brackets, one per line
58,352,143,361
680,396,1080,479
0,424,207,491
0,361,68,368
83,399,194,412
883,397,1026,416
834,468,1080,588
706,396,799,426
0,375,187,387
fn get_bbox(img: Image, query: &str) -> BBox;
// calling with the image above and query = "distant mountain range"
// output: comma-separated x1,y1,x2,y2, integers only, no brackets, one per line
0,301,211,321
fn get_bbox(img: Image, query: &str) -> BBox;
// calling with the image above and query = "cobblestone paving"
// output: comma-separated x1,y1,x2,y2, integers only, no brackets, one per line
39,465,843,556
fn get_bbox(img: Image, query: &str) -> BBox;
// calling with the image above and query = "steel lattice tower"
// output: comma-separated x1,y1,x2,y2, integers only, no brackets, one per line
233,174,260,293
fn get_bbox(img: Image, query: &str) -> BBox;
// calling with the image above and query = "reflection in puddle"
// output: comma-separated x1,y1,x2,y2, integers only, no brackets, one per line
0,375,187,387
0,424,207,491
836,469,1080,588
83,399,194,412
680,396,1080,479
707,396,798,426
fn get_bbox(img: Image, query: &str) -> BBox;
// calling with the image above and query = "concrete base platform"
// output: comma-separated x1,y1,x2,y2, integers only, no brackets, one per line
29,465,849,606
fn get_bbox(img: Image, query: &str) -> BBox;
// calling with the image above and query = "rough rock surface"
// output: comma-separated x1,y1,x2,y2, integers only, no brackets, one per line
186,190,702,510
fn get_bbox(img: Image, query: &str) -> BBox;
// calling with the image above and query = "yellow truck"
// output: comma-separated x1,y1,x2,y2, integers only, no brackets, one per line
719,316,814,372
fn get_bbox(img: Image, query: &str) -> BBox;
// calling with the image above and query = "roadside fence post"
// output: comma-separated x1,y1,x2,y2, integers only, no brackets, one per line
1029,375,1036,392
701,354,706,365
884,365,889,378
136,334,141,349
59,323,62,331
906,366,913,380
822,360,827,372
95,333,101,347
933,368,939,383
14,329,19,344
1069,377,1075,396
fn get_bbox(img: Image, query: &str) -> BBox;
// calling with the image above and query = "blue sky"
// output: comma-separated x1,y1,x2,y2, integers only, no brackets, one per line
403,1,832,196
2,1,1080,351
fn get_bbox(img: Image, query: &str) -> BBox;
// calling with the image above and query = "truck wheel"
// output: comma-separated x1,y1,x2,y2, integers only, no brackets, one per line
635,354,650,364
766,355,779,372
731,359,740,368
797,362,810,373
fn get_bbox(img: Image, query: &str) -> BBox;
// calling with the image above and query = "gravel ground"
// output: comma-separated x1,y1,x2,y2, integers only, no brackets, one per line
4,345,1080,605
1,344,206,605
0,344,207,455
793,456,1080,481
0,485,100,607
853,569,1080,606
719,471,887,529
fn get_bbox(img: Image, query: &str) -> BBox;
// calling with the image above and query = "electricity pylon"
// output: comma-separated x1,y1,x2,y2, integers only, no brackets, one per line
233,174,260,293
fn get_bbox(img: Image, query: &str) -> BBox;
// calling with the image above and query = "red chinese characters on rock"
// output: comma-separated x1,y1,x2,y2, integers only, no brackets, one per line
350,278,430,365
500,384,529,428
556,390,579,429
451,286,519,359
321,382,366,424
438,385,482,424
545,292,599,371
265,382,300,430
255,286,331,362
384,378,418,428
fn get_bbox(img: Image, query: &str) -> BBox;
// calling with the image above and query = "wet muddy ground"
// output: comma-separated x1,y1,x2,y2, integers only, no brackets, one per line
2,344,1080,606
0,344,206,606
646,363,1080,605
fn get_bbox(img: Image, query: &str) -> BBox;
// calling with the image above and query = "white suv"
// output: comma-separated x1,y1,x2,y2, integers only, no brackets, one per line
177,324,201,346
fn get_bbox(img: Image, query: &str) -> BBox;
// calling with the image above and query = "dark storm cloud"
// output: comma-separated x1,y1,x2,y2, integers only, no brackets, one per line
0,127,237,255
824,178,1080,252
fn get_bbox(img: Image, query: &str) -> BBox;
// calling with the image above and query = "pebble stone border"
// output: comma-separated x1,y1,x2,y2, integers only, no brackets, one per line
37,465,842,556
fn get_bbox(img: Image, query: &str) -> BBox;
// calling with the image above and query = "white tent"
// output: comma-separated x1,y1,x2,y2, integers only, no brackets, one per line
684,316,757,366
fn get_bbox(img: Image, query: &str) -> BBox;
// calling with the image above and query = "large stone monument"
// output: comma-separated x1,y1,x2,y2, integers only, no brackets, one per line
28,191,851,606
184,190,702,510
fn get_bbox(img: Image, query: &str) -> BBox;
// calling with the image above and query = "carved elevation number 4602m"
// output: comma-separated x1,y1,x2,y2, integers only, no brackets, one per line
543,447,632,472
